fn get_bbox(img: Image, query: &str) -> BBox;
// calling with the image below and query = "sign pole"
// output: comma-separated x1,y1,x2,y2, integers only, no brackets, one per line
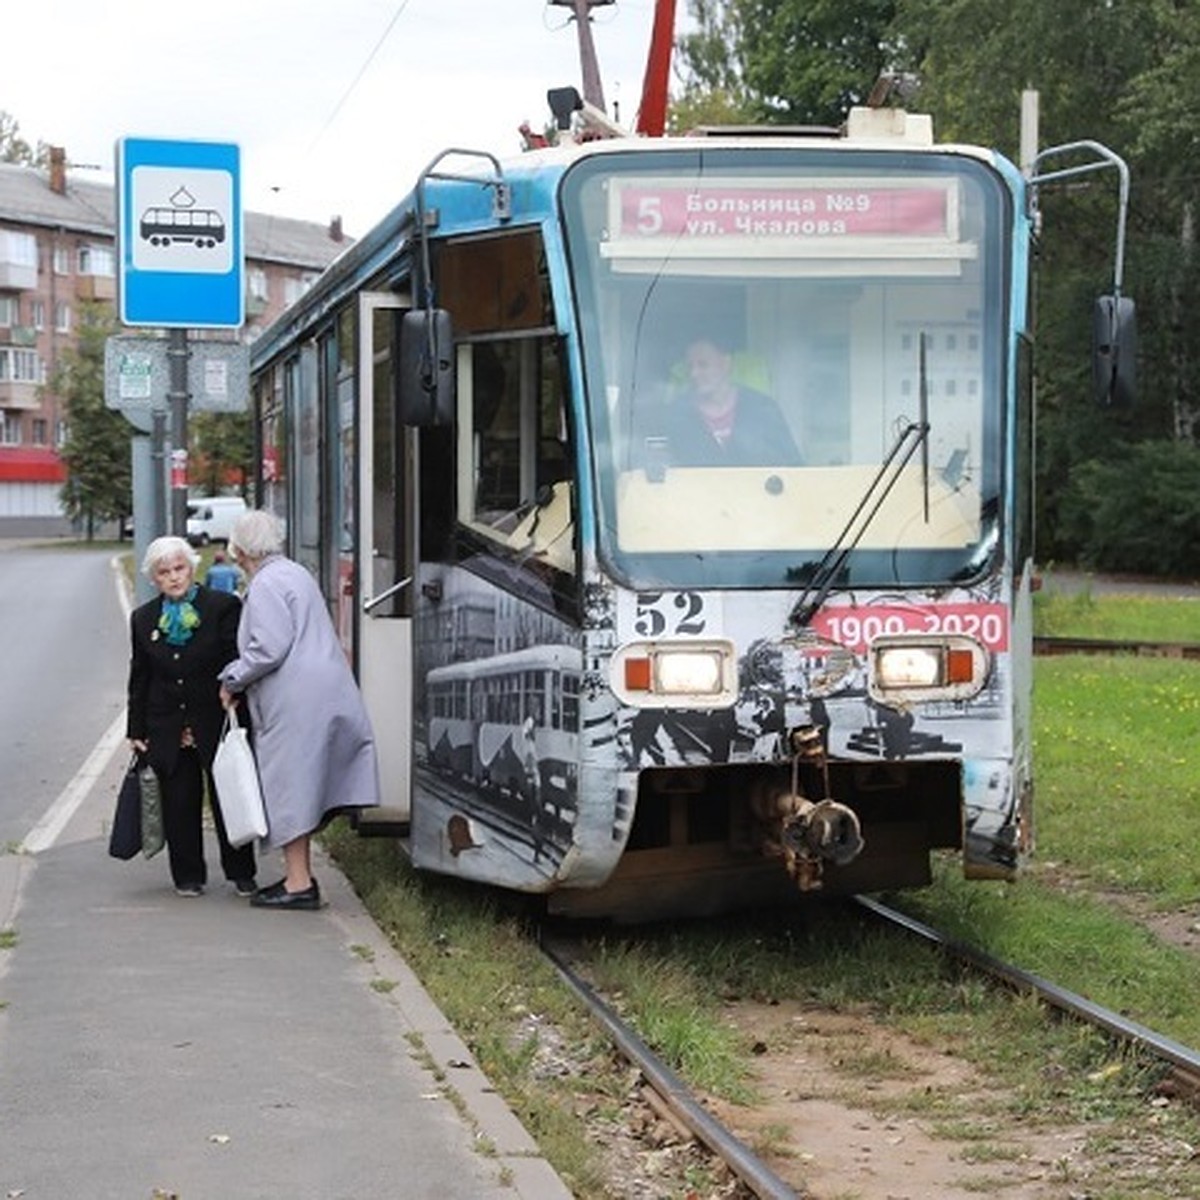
168,327,190,537
150,409,168,537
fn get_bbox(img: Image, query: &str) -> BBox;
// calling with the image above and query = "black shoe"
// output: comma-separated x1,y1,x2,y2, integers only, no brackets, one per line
233,878,257,897
250,881,321,911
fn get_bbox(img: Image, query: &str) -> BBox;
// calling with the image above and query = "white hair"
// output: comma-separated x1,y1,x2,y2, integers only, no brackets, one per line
229,509,285,560
141,535,199,578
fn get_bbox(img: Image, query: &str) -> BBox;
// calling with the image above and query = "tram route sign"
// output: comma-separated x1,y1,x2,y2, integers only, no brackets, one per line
116,137,244,329
104,335,250,432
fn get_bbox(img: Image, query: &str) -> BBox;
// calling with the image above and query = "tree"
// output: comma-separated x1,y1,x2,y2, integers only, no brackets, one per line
189,410,253,497
1058,440,1200,574
0,110,46,165
57,305,132,537
676,0,900,127
1115,0,1200,446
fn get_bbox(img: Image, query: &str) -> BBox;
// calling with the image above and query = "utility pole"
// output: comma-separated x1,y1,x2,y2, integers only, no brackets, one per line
551,0,615,112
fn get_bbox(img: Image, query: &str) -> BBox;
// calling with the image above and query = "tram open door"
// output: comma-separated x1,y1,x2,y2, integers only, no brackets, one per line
355,291,415,831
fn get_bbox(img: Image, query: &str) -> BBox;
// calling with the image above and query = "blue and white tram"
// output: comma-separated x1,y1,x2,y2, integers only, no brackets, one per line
248,101,1132,919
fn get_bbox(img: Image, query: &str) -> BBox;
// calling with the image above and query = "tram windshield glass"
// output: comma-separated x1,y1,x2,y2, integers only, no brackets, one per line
560,147,1012,590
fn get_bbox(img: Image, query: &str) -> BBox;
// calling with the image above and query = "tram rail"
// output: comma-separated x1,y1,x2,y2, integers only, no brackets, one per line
541,899,1200,1197
540,934,803,1200
858,896,1200,1097
1034,635,1200,659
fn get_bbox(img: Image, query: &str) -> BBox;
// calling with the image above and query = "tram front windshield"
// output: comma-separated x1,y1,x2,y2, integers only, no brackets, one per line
560,147,1011,591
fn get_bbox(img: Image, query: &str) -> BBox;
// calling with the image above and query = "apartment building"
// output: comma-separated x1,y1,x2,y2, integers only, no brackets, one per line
0,150,350,533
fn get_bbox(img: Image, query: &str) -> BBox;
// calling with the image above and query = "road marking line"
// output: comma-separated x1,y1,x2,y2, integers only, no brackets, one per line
21,711,128,855
20,557,134,856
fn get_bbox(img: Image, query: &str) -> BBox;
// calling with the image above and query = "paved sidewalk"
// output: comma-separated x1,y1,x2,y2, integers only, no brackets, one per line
0,749,572,1200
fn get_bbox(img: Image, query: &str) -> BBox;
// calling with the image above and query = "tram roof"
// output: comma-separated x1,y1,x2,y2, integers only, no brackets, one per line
248,120,1009,375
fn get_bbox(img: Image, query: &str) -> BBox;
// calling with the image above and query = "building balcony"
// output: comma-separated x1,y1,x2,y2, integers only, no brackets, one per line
76,274,116,302
0,261,37,290
0,380,40,409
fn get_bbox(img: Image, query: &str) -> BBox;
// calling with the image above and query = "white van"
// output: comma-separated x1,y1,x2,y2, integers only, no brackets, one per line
186,496,247,546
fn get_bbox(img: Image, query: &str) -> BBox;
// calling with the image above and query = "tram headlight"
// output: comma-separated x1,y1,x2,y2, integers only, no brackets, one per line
614,640,736,708
655,649,723,694
869,635,988,702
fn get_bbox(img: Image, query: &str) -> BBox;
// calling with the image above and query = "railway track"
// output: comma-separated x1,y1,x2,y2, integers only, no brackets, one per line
856,896,1200,1098
540,933,801,1200
1034,634,1200,659
542,902,1200,1198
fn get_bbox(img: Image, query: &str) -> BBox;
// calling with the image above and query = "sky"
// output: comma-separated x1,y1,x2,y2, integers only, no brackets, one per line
6,0,670,237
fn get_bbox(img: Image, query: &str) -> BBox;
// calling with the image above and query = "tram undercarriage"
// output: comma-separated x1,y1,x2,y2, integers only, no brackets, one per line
548,758,964,922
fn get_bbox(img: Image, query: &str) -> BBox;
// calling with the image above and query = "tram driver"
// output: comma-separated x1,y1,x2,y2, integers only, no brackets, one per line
634,335,803,472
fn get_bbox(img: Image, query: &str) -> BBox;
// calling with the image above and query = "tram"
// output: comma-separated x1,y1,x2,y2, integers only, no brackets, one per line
247,92,1133,918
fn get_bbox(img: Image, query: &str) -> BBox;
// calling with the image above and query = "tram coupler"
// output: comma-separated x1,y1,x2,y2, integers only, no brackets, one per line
781,798,864,868
749,784,865,892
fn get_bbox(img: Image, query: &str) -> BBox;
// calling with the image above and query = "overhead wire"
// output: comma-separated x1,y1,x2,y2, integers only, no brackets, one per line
304,0,414,156
264,0,412,238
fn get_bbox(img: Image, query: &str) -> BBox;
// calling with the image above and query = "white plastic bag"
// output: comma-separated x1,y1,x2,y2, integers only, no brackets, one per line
212,708,268,848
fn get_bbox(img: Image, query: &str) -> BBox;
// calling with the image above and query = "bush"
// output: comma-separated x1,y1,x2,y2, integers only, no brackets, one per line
1056,440,1200,575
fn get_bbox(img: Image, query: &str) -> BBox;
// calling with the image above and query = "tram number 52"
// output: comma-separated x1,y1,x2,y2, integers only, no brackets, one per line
633,592,706,638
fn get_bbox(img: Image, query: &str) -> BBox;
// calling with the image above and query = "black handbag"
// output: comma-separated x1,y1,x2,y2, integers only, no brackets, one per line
108,754,143,860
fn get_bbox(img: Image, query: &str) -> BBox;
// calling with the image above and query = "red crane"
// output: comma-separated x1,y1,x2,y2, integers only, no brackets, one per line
635,0,676,137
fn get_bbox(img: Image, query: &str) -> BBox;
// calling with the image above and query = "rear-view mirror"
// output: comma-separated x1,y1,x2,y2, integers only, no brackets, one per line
1093,295,1136,408
398,308,455,427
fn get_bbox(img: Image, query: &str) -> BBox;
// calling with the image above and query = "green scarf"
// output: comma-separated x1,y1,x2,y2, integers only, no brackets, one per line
158,584,201,646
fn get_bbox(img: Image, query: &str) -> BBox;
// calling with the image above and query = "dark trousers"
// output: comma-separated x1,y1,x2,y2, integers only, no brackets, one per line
158,748,256,888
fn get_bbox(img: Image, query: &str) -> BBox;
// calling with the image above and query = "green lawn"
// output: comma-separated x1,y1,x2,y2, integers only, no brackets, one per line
1035,586,1200,641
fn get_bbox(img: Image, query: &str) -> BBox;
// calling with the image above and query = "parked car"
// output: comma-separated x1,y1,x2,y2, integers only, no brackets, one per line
185,496,247,545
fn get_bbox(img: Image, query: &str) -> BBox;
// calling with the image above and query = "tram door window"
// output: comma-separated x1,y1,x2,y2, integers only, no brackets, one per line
294,340,322,582
368,305,412,618
256,366,288,523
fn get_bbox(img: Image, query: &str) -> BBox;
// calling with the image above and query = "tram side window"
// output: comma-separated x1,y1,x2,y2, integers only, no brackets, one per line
460,335,576,578
435,229,576,586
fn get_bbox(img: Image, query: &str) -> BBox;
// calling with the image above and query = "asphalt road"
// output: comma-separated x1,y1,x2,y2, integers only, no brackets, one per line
0,541,129,848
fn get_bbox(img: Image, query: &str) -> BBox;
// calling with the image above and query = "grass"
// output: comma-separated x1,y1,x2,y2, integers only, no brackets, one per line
1034,656,1200,903
1034,584,1200,641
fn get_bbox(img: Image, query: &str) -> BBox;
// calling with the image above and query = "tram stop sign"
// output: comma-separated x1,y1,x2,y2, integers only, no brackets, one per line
116,137,244,329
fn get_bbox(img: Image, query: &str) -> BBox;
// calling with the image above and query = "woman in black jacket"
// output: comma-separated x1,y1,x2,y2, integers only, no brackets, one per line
127,536,256,897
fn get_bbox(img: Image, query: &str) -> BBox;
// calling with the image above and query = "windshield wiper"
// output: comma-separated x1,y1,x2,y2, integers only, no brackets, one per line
789,333,932,629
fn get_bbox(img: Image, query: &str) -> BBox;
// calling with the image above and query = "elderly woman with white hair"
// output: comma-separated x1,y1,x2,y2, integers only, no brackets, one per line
219,510,381,910
127,535,257,897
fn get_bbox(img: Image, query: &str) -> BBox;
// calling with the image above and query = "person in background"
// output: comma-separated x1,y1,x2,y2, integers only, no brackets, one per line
127,536,257,897
218,510,381,911
204,548,240,594
661,335,802,467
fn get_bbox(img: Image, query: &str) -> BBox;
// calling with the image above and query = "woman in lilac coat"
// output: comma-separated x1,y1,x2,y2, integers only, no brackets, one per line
219,510,380,910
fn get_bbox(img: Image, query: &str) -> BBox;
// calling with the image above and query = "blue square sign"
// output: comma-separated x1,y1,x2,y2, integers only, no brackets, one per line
117,137,244,329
